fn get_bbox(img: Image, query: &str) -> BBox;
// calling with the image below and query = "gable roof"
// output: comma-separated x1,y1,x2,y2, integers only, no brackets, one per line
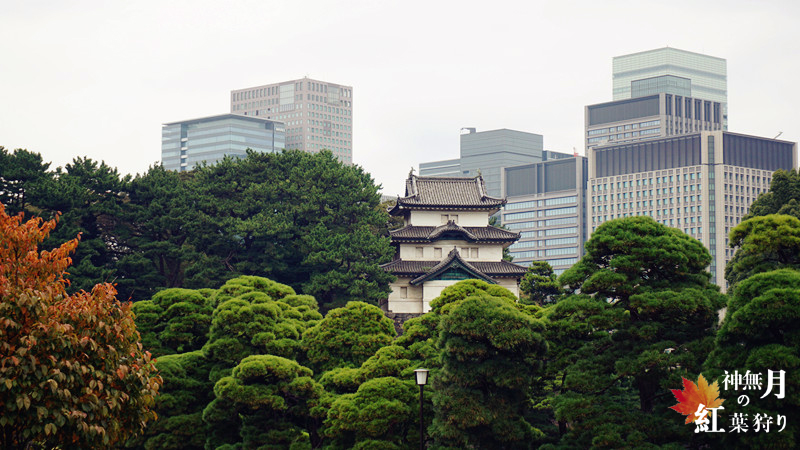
382,259,528,279
407,248,495,285
389,222,520,243
389,174,505,215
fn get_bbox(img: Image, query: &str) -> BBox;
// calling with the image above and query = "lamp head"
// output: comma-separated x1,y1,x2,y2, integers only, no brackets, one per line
414,368,429,386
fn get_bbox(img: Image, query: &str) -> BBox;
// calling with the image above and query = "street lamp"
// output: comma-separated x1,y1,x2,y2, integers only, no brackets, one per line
414,368,429,450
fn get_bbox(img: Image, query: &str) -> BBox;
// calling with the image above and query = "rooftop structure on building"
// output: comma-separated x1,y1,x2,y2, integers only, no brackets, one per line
231,77,353,164
501,156,589,275
587,131,797,290
585,93,723,151
418,128,573,198
161,114,285,172
613,47,727,129
382,174,527,322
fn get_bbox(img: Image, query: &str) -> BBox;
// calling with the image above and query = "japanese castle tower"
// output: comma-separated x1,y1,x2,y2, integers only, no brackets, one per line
381,174,527,317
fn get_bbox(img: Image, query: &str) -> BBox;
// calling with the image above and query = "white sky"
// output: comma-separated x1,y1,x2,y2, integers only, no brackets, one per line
2,0,799,196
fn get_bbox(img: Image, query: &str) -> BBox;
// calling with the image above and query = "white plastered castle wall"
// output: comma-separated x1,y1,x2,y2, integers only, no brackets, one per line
387,278,520,314
398,241,503,262
409,210,488,227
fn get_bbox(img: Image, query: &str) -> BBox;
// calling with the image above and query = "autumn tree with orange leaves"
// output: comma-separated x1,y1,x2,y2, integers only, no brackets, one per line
0,203,162,448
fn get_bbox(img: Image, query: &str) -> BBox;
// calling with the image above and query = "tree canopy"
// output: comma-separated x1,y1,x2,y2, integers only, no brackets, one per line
0,148,396,308
519,261,562,305
550,217,724,447
706,269,800,449
724,214,800,289
746,169,800,220
302,301,396,373
0,203,161,448
431,292,547,448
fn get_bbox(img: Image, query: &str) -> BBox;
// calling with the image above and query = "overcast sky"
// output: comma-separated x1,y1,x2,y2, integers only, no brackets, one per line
2,0,799,196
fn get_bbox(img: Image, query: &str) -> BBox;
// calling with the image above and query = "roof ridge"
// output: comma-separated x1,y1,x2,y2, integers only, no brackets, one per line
410,175,419,198
409,248,494,285
475,177,485,199
427,220,477,241
414,175,480,181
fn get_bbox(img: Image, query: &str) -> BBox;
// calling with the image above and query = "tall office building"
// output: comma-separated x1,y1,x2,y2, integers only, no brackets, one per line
419,158,462,177
231,77,353,164
501,156,589,275
419,129,570,198
587,131,796,289
613,48,727,129
161,114,285,172
585,93,723,151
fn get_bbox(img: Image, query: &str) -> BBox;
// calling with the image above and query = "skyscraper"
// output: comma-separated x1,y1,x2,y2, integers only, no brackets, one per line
418,128,569,198
587,131,796,288
612,47,727,128
501,156,589,275
161,114,285,172
230,77,353,164
585,93,723,151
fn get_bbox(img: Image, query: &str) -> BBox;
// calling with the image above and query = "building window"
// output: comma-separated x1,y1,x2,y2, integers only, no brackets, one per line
415,247,423,258
434,247,442,258
400,287,408,298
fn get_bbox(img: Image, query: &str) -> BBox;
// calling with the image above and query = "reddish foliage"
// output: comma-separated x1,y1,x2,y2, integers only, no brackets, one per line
0,203,162,448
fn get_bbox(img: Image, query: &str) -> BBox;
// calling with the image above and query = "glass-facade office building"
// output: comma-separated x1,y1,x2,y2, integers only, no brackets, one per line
502,157,589,275
613,48,727,129
162,114,285,172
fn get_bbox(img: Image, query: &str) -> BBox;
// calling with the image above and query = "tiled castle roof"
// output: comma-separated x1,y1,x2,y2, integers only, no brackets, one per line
389,222,519,243
381,253,528,280
389,175,505,214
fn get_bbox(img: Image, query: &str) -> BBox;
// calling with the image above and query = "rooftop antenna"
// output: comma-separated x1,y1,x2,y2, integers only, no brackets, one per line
460,127,476,134
773,131,783,140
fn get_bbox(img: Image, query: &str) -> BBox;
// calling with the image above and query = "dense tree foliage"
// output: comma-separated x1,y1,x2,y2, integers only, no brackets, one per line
133,275,323,449
203,276,321,379
746,169,800,220
550,217,724,447
519,261,562,305
131,288,215,357
0,147,55,215
214,355,326,448
431,293,547,448
706,269,800,449
724,214,800,289
0,148,395,308
135,351,213,450
325,376,417,448
10,142,800,448
116,165,210,300
302,301,396,373
706,207,800,449
46,158,132,295
191,150,395,309
0,203,161,448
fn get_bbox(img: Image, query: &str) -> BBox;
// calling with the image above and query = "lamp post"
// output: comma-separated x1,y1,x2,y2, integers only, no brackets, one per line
414,368,429,450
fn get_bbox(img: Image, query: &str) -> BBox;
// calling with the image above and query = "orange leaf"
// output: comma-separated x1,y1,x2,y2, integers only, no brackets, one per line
669,374,725,424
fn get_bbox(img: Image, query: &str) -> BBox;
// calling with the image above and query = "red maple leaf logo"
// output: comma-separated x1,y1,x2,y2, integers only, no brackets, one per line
670,374,725,424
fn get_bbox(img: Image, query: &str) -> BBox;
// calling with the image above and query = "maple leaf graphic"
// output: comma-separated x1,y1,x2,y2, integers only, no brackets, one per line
669,374,725,424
